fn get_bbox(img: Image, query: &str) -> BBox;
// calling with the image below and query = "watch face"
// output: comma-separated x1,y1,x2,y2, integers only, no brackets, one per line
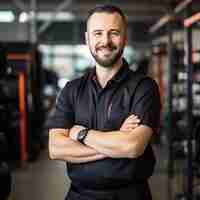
78,130,86,140
77,129,88,143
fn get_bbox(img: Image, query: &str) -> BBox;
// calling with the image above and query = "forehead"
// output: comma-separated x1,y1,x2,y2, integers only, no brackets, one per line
87,12,124,31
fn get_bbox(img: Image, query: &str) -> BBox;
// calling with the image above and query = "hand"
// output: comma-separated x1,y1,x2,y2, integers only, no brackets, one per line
69,125,86,141
120,114,140,132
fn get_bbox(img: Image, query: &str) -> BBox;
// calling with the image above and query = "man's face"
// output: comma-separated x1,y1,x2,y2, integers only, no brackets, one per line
86,12,127,68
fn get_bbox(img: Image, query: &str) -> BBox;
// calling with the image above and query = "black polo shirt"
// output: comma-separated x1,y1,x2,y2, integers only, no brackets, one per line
48,59,161,190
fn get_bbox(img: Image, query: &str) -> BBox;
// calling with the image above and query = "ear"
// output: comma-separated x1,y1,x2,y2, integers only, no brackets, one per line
85,32,89,45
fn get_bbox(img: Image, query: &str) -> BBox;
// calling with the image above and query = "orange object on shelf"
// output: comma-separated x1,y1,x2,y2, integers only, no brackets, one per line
18,72,28,161
7,53,31,61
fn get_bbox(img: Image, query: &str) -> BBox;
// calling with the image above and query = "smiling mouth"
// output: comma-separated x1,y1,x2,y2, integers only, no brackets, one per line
99,50,113,58
101,48,112,52
97,47,114,54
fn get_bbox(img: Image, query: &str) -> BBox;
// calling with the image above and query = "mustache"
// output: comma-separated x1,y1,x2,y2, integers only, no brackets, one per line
96,44,117,51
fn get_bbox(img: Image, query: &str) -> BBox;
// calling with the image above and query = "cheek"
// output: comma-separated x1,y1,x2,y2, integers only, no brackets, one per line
90,43,97,52
89,40,99,51
115,36,126,44
110,37,123,46
87,39,94,49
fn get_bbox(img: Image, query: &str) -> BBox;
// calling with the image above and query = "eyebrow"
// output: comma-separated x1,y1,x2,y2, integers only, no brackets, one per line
92,30,103,33
92,29,120,33
109,29,120,32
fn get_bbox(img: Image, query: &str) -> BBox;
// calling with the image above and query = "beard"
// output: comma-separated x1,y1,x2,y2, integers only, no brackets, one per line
89,42,125,68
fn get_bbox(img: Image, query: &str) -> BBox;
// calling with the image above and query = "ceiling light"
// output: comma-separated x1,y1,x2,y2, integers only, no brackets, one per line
19,11,75,22
19,12,28,23
37,12,75,21
0,11,15,23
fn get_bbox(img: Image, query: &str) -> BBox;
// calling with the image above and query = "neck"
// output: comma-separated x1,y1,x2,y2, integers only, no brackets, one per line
96,58,123,88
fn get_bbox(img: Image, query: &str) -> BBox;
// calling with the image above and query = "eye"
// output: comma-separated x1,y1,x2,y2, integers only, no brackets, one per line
110,31,120,36
93,32,102,37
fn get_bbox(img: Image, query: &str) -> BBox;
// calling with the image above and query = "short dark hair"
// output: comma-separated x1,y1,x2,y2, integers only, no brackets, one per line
86,5,127,30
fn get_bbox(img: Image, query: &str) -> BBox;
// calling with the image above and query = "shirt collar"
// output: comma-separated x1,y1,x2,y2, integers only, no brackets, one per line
89,58,130,84
110,58,130,83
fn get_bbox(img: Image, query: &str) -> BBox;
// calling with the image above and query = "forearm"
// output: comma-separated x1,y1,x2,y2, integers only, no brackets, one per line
84,126,152,159
56,151,106,163
84,129,134,158
49,129,106,163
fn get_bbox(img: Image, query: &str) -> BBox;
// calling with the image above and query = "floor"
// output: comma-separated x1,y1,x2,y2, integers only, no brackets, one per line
10,145,181,200
11,151,70,200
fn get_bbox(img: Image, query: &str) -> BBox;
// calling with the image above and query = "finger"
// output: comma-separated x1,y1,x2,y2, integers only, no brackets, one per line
125,123,139,129
126,116,139,122
121,121,140,131
121,126,136,132
124,118,140,124
124,115,135,121
121,122,140,131
124,116,139,123
130,124,140,129
122,123,139,129
131,115,140,120
120,127,129,132
127,114,136,119
129,114,138,117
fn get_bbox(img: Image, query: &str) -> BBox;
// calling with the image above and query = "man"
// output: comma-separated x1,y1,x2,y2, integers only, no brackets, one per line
48,5,161,200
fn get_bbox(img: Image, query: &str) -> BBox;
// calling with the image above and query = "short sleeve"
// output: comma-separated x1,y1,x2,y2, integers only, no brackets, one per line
46,82,75,129
131,78,161,133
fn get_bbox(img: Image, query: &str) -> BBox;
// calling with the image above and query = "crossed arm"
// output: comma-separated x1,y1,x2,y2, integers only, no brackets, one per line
49,115,153,163
49,129,106,163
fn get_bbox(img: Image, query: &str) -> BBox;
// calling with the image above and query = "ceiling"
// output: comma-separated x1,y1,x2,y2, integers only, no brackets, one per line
3,0,173,21
0,0,199,45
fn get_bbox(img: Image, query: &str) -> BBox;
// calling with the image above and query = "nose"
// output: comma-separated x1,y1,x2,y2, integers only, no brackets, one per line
101,33,111,46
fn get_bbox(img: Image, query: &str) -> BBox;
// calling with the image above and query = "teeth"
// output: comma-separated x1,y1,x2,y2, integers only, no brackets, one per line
101,48,111,52
96,47,113,55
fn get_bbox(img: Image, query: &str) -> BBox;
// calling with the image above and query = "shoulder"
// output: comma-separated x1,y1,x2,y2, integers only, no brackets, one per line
131,70,158,88
127,71,158,91
58,71,91,102
62,72,90,92
125,72,160,104
138,76,159,90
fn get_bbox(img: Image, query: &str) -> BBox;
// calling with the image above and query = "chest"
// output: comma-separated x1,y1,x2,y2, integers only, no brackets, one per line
74,84,133,130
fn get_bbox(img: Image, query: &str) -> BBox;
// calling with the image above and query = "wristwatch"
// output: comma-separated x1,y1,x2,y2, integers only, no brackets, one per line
77,128,89,144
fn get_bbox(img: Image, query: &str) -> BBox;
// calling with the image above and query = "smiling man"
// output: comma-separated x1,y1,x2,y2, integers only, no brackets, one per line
86,11,126,68
48,5,161,200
